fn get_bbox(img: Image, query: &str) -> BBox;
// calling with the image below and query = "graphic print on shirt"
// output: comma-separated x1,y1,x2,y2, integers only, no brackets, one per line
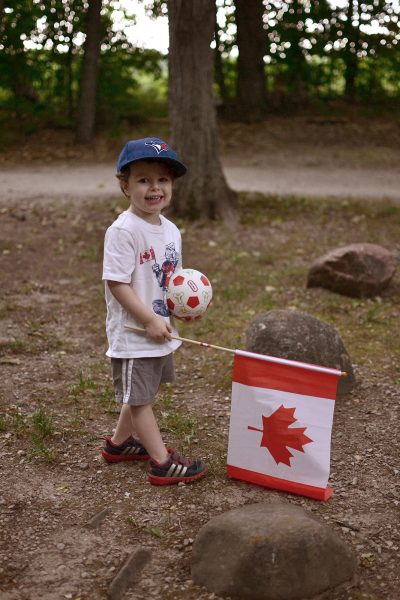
151,242,179,317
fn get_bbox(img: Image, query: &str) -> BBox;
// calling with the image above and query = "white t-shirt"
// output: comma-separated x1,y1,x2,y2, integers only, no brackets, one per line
102,210,182,358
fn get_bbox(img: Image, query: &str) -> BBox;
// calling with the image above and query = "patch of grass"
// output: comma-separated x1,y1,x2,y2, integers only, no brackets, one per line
219,282,248,302
255,294,276,311
126,515,162,538
5,339,30,354
10,409,28,435
162,412,198,442
158,388,198,444
29,405,55,460
0,415,8,432
98,383,115,411
70,371,97,400
159,385,175,410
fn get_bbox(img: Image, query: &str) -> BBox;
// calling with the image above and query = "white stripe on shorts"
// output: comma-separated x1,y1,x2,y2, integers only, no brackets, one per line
122,359,134,404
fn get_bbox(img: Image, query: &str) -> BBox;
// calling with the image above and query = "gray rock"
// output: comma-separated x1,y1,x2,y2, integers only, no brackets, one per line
246,310,355,397
191,503,357,600
307,243,397,298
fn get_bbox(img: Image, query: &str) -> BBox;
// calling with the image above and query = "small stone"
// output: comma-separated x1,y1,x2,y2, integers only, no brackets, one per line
108,547,151,600
79,462,89,470
307,243,397,298
84,507,110,530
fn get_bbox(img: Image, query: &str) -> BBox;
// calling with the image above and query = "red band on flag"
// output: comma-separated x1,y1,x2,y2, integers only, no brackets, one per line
227,465,333,501
233,354,338,399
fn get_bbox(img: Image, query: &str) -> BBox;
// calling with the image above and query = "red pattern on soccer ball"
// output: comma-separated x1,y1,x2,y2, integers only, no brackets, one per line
172,275,185,286
166,268,213,318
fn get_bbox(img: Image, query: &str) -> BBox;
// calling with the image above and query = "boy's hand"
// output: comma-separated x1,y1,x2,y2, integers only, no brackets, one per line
144,317,172,343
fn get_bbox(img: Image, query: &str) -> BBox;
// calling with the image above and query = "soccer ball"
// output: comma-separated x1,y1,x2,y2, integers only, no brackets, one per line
167,268,212,319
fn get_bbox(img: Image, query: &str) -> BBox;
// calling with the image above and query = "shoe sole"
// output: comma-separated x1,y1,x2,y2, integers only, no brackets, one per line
148,467,207,486
101,451,150,463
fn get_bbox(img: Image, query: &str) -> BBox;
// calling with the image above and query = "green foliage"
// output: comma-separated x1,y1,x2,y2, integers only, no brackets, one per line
29,405,55,459
0,0,166,132
0,0,399,135
97,47,167,127
215,0,400,109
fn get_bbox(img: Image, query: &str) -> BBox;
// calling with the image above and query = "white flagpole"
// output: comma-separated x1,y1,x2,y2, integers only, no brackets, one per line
124,324,236,354
124,324,347,376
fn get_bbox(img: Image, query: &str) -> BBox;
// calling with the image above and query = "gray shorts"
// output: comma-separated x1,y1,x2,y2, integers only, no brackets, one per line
111,354,175,406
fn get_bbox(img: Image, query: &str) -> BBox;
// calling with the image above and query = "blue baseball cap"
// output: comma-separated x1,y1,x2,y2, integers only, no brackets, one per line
117,137,187,178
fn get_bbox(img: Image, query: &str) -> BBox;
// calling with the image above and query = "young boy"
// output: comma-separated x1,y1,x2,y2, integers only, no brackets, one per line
101,137,207,485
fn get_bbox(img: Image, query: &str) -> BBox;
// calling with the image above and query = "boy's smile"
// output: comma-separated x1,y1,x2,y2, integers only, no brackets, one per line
124,161,173,224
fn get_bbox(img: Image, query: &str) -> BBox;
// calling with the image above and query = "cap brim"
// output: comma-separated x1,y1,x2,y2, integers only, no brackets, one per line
118,156,187,178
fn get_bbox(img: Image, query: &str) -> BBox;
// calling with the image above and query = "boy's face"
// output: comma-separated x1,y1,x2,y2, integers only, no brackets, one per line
123,161,173,223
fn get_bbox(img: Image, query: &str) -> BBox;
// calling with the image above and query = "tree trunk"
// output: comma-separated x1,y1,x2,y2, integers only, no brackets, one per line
0,0,5,27
344,0,359,100
235,0,267,121
168,0,236,221
286,0,308,100
66,42,74,119
75,0,103,144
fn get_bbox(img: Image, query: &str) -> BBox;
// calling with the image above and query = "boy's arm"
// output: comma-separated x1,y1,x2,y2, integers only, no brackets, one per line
106,281,172,343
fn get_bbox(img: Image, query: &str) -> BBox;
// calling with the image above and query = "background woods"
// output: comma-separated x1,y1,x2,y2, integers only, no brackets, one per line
1,0,399,137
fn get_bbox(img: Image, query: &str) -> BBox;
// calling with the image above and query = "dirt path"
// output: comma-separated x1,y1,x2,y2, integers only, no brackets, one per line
1,160,399,204
1,116,399,203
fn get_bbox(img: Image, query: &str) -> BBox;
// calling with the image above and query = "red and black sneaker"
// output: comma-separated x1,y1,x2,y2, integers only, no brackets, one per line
148,449,207,485
101,435,150,463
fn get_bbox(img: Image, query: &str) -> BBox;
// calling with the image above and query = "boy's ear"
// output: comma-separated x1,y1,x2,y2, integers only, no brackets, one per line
121,180,130,195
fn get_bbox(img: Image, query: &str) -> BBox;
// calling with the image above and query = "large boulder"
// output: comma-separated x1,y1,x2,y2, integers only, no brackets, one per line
192,503,357,600
307,243,398,298
246,310,355,397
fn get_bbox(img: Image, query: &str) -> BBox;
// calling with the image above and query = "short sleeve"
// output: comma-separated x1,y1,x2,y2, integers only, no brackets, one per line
177,231,183,270
102,227,136,283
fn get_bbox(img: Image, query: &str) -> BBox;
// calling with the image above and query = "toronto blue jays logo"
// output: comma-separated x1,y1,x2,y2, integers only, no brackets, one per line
145,140,168,154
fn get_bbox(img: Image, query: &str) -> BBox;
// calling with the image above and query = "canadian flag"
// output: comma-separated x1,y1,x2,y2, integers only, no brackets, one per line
227,350,341,501
140,247,155,264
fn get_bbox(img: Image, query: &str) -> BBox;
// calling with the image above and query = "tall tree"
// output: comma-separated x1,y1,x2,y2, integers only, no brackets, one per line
264,0,333,102
168,0,236,221
234,0,267,120
342,0,359,99
75,0,103,143
332,0,399,100
0,0,42,102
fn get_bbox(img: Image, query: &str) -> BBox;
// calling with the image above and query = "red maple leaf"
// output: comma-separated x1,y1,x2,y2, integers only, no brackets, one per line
248,405,313,466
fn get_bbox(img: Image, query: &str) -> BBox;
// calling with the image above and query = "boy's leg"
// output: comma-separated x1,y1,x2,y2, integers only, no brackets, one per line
111,404,137,445
105,403,167,463
111,404,168,462
104,356,206,483
129,404,207,485
129,404,169,464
